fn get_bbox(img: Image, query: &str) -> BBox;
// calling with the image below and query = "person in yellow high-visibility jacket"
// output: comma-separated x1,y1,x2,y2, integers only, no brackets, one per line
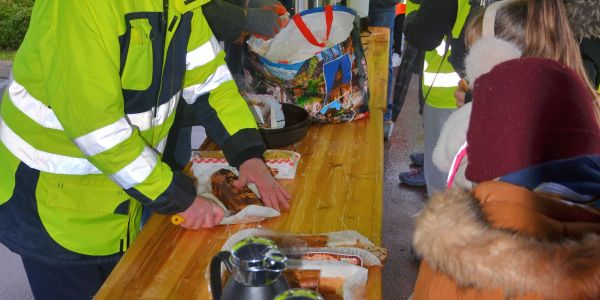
401,0,471,196
0,0,289,298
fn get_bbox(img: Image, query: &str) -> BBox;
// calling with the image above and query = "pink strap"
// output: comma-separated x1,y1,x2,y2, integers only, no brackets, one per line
447,142,468,188
292,5,334,48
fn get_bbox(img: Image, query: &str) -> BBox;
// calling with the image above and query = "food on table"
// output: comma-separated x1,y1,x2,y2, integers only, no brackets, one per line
319,277,345,300
270,235,329,248
210,169,263,212
286,252,363,266
357,243,388,264
284,269,321,290
286,260,368,300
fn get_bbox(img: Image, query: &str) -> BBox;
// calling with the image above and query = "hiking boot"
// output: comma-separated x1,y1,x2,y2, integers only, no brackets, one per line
399,168,426,187
409,152,424,166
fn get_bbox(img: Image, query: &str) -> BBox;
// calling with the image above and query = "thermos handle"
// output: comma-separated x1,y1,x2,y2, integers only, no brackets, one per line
210,251,233,300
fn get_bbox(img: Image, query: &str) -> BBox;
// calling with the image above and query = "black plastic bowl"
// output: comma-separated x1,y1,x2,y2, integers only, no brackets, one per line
259,103,311,149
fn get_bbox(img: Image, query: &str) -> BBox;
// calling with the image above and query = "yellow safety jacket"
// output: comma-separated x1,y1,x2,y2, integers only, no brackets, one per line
422,0,470,109
0,0,262,264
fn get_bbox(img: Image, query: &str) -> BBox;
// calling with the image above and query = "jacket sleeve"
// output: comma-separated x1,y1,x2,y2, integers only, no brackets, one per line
45,1,195,214
182,8,265,169
403,0,458,51
202,0,246,42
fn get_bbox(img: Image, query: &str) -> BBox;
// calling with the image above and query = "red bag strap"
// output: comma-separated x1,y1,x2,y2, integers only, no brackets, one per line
292,5,334,48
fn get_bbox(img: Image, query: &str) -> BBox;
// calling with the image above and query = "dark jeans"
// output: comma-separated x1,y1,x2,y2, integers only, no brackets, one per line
369,7,396,122
21,256,117,300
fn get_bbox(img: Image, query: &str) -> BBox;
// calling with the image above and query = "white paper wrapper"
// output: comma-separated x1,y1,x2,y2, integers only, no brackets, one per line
191,150,301,190
286,259,368,300
221,229,375,252
219,205,280,225
244,93,285,129
281,247,381,267
199,192,281,226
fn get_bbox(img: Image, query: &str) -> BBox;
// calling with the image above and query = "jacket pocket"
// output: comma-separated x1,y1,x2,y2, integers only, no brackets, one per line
121,18,154,91
35,173,132,256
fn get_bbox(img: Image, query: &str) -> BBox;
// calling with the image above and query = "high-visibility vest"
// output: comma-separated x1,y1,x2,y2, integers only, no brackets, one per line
405,0,420,15
422,0,471,109
0,0,258,259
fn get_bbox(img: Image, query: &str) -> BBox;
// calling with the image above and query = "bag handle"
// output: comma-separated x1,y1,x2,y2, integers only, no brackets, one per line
292,5,334,48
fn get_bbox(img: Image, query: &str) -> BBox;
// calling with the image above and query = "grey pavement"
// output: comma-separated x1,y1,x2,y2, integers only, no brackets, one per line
0,244,33,299
382,74,426,300
0,60,11,96
0,60,33,299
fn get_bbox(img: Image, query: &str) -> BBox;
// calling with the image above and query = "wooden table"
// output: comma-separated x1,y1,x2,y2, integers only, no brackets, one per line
96,27,390,300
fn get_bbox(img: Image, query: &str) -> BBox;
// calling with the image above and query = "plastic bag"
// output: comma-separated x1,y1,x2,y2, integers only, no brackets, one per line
244,6,369,123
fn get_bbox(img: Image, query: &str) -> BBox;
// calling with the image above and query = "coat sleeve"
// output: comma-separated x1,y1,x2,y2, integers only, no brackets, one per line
45,1,196,214
202,0,246,42
182,7,265,169
403,0,458,51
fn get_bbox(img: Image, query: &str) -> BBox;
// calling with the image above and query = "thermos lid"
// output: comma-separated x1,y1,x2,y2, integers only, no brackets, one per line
275,288,325,300
230,237,287,273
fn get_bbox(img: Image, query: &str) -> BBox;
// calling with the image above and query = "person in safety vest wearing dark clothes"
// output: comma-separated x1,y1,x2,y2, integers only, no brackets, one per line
0,1,290,298
400,0,472,196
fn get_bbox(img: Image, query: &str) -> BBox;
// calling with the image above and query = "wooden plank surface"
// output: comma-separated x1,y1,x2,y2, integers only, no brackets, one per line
96,27,389,300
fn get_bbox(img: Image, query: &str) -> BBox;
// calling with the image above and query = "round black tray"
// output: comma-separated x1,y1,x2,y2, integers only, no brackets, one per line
259,103,311,149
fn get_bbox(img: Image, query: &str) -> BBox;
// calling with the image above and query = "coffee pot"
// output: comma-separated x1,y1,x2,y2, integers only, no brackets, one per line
210,237,290,300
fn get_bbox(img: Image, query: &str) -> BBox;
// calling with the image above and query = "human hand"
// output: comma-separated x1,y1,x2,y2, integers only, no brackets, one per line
245,7,289,40
247,0,288,15
177,196,224,229
454,88,466,108
233,158,291,211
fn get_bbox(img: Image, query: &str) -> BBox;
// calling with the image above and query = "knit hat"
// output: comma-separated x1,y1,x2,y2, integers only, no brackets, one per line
465,57,600,182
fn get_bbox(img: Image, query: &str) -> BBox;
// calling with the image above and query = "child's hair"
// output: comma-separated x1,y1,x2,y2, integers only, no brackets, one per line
465,0,598,100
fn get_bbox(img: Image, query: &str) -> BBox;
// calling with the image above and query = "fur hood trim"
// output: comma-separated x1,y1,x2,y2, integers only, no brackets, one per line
433,102,471,173
566,0,600,39
413,188,600,299
465,36,522,84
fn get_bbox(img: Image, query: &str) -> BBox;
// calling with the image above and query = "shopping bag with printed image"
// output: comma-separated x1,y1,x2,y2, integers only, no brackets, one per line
243,5,369,123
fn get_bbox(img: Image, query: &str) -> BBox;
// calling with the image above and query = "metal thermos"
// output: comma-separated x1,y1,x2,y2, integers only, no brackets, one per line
210,237,290,300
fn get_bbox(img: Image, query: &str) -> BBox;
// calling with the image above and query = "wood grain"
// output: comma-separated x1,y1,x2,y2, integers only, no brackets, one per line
95,27,389,300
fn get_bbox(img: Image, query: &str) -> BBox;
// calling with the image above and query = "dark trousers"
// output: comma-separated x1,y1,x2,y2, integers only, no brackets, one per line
21,256,117,300
392,43,424,120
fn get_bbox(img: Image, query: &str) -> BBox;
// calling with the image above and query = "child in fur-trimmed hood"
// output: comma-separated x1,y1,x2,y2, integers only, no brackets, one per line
433,0,600,189
413,56,600,300
412,1,600,299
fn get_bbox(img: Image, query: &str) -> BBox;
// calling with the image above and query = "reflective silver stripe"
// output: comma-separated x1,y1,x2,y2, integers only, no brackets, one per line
9,75,178,133
127,92,179,131
2,116,158,187
186,36,222,70
8,78,63,130
435,40,448,57
182,64,233,104
423,60,461,88
109,146,158,189
155,136,168,154
0,117,101,174
73,117,133,156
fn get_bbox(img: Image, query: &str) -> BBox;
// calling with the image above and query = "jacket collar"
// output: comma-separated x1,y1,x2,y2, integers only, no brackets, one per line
413,185,600,299
171,0,208,14
501,155,600,203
